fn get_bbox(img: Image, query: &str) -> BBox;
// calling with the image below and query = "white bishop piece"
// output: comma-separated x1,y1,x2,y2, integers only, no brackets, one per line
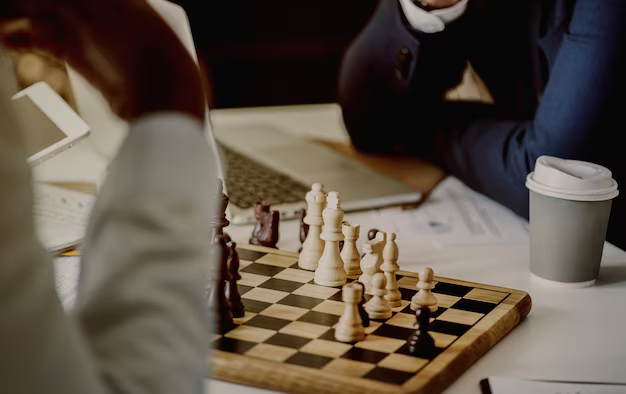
314,192,347,287
299,183,327,271
381,233,401,307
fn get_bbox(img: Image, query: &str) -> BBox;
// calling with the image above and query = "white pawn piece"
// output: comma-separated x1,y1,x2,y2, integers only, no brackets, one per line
411,267,438,312
358,232,386,293
314,192,347,287
299,183,327,271
341,222,361,276
365,273,392,320
381,233,402,308
335,282,366,342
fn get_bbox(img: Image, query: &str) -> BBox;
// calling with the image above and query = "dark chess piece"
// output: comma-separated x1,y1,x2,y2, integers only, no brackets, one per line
214,234,234,334
361,228,382,258
249,201,280,248
408,307,436,357
223,232,232,245
298,208,309,253
353,281,370,327
211,179,230,242
226,242,245,318
368,228,381,241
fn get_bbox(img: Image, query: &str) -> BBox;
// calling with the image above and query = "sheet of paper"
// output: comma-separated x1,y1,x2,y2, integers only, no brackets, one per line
54,256,80,310
370,177,529,247
483,377,626,394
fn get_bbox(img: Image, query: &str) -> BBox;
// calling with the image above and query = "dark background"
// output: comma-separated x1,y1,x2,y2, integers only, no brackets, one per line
171,1,379,108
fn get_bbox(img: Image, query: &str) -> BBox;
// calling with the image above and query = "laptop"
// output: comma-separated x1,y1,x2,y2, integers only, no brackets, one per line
68,0,423,225
214,123,422,224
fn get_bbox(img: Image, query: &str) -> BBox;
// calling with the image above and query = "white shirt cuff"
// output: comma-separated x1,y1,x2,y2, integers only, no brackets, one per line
398,0,468,33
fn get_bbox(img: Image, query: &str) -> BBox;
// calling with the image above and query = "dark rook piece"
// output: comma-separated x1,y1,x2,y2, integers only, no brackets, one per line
408,307,436,358
354,281,370,327
250,201,280,248
226,242,245,318
215,234,234,334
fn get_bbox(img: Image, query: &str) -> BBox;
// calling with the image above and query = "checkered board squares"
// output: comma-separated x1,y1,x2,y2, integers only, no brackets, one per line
211,245,531,394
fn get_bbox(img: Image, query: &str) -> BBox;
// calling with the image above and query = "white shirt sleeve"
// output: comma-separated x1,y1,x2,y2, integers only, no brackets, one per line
398,0,468,33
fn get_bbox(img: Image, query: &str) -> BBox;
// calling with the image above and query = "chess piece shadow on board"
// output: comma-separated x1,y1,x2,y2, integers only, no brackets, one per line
250,201,279,248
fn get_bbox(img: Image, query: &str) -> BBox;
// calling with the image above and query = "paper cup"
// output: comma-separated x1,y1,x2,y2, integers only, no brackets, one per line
526,156,618,287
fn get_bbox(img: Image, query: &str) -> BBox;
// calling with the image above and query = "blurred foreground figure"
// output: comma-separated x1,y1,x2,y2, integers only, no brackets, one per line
339,0,626,248
0,1,217,393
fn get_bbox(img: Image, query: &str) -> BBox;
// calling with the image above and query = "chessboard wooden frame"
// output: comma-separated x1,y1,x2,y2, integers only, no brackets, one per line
211,244,532,394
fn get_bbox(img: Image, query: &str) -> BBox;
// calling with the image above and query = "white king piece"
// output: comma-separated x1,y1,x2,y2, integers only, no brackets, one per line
299,183,327,270
314,192,347,287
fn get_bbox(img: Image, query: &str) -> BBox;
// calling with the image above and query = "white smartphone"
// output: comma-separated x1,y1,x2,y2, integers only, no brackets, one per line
12,81,90,166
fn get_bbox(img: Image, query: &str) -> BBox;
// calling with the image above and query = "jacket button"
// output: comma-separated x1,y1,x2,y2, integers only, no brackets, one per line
394,47,413,81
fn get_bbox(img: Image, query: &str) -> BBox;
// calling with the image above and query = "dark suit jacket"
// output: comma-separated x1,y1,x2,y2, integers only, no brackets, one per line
339,0,626,248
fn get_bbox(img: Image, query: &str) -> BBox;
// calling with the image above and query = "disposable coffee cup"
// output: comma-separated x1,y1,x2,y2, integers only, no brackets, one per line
526,156,619,287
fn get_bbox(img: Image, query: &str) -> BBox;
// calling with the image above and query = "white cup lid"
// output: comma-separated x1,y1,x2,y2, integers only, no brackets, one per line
526,156,619,201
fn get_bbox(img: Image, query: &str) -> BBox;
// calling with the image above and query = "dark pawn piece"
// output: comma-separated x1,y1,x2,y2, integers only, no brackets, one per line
226,242,245,318
353,281,370,327
215,235,234,334
298,208,309,252
250,201,280,248
408,307,436,358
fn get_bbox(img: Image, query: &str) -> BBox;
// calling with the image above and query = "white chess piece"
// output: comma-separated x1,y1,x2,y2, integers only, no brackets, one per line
358,232,386,293
411,267,438,312
299,183,327,271
314,192,347,287
341,223,361,276
335,282,365,342
381,233,402,307
365,272,392,320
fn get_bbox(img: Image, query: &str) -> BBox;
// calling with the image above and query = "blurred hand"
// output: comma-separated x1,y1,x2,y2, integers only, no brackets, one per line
416,0,463,9
0,0,205,121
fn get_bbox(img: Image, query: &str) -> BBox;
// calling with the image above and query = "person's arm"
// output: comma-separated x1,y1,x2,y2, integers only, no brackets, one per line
338,0,468,153
0,1,217,393
0,49,107,394
429,0,626,221
341,0,626,243
76,113,216,394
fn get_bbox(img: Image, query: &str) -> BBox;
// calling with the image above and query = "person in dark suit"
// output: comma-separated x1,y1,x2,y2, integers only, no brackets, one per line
339,0,626,248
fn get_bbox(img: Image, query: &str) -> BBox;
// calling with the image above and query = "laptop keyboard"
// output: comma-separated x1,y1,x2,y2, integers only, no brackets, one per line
221,145,310,209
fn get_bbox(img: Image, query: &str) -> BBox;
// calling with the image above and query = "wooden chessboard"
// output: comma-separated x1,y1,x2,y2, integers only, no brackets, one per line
211,244,531,394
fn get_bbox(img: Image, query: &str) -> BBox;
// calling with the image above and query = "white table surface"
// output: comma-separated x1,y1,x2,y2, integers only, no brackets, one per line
39,102,626,394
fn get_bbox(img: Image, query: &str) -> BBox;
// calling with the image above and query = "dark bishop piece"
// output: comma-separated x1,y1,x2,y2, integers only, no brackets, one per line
214,234,234,334
226,242,245,318
250,201,280,248
408,307,436,358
